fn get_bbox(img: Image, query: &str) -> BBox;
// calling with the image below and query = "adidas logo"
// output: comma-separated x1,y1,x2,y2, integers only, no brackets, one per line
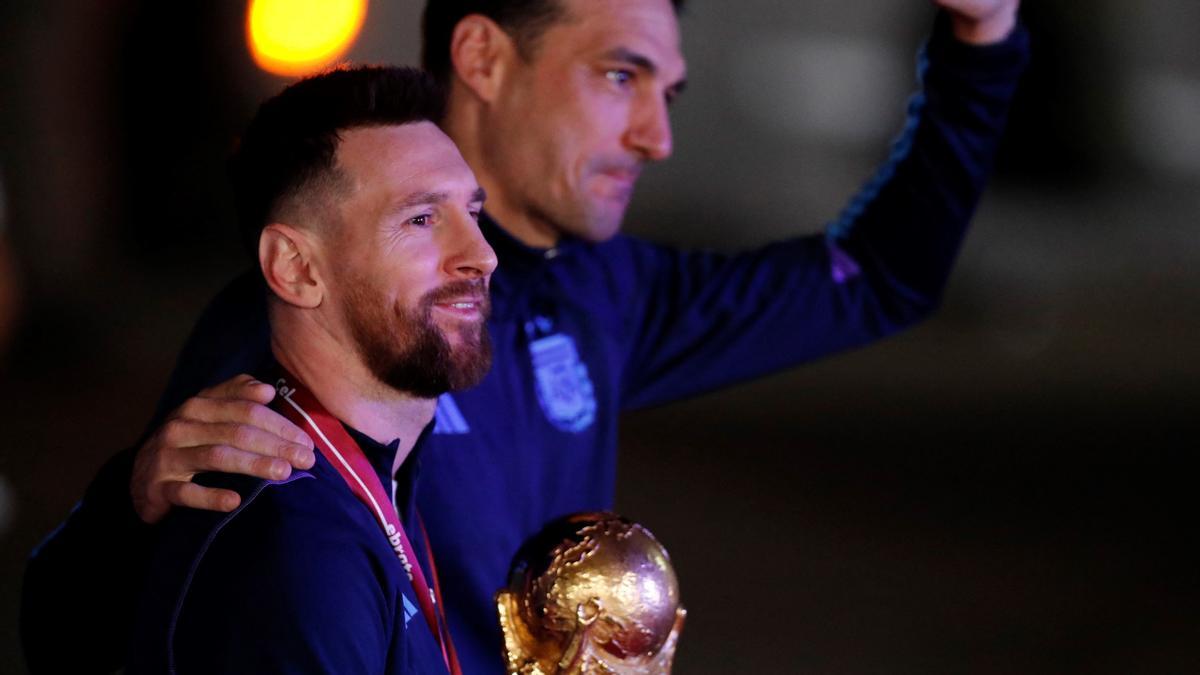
432,394,470,435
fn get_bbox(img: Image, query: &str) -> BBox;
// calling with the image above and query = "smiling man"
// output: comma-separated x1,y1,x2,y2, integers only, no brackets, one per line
127,66,495,674
24,1,1029,673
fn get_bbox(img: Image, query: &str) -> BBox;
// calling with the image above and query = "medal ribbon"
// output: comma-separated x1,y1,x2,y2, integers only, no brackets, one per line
272,372,461,675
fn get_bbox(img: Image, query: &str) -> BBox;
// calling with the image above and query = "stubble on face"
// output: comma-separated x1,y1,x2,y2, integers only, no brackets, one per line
478,0,683,247
490,58,637,247
340,272,493,399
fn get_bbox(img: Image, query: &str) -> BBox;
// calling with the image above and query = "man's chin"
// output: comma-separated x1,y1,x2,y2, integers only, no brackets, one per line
432,316,487,344
572,207,625,243
444,336,493,390
445,356,491,391
437,321,486,348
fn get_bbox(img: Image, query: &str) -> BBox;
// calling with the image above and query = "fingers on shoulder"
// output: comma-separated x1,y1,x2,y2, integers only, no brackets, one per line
162,480,241,513
174,388,314,455
194,443,292,480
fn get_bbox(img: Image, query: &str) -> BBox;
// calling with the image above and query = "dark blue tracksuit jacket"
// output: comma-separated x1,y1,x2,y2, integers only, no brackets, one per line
128,423,451,674
22,17,1029,675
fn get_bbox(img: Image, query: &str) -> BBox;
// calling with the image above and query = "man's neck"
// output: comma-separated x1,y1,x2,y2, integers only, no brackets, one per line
477,190,559,249
442,95,559,249
270,310,436,476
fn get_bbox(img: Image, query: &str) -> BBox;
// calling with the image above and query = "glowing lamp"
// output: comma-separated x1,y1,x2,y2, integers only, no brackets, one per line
247,0,367,77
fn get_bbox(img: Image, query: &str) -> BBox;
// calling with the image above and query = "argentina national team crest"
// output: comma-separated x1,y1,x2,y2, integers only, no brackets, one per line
528,327,596,432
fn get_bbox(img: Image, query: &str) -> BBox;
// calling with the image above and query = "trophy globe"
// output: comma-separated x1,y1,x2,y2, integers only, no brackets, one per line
496,512,686,674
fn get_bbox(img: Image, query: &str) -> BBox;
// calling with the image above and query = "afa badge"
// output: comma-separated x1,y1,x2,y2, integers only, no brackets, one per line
529,332,596,433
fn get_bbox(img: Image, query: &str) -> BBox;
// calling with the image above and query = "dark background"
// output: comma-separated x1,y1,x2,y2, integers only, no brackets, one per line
2,1,1198,672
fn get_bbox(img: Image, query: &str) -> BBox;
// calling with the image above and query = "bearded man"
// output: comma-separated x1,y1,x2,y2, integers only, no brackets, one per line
128,65,494,674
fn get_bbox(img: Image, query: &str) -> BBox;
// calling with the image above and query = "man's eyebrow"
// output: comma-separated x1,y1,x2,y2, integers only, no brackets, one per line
602,47,688,98
396,187,486,210
603,46,659,75
397,190,449,209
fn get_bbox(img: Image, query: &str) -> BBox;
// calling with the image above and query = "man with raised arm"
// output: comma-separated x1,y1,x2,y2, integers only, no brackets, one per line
128,65,494,673
23,1,1029,672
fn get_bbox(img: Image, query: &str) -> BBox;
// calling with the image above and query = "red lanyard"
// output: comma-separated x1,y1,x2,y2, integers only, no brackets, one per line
272,372,461,675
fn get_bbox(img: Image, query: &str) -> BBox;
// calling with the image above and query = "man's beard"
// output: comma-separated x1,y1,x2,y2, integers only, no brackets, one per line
341,276,492,399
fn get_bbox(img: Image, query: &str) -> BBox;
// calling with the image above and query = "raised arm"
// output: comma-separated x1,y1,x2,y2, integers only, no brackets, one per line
621,4,1029,408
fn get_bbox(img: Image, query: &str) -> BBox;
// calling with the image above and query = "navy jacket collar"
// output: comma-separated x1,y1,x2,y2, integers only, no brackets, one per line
479,211,588,272
343,422,432,530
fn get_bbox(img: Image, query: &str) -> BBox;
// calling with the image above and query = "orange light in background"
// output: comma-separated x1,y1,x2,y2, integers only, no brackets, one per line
247,0,368,77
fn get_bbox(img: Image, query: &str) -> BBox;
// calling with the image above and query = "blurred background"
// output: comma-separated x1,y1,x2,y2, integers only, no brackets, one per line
1,0,1197,672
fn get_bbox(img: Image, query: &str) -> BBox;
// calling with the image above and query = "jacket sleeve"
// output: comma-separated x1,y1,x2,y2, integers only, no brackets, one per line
620,15,1030,409
20,269,271,674
21,448,154,674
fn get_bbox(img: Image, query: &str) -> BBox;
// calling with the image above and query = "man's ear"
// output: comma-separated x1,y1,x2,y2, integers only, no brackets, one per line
450,14,518,104
258,223,324,308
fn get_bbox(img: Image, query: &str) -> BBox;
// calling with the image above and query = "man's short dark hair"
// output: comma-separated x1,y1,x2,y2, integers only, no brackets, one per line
421,0,686,85
230,65,446,257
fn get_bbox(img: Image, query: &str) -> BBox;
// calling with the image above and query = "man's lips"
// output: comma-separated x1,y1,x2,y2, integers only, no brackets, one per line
599,167,641,185
593,166,641,201
426,278,490,320
432,296,488,317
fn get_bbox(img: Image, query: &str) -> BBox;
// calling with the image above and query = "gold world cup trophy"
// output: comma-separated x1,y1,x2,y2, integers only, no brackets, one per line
496,512,686,674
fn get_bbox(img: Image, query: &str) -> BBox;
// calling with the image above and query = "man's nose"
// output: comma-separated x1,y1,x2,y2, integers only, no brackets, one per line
625,93,673,162
444,214,498,279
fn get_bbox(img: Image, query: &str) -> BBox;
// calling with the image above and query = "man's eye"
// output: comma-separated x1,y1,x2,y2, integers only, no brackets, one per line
409,214,431,226
605,69,633,86
469,210,482,222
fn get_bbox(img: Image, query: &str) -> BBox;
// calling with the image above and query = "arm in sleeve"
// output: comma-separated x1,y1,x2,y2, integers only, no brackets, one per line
620,14,1031,409
21,448,154,675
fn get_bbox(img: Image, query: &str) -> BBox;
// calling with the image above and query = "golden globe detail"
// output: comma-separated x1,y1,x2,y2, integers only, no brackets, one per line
497,512,686,674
